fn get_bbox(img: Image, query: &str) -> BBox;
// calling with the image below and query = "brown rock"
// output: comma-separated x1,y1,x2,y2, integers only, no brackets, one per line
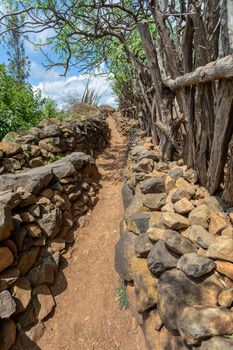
147,227,167,242
0,141,22,156
188,205,210,228
206,238,233,262
200,336,233,350
161,202,174,212
159,326,190,350
28,205,41,218
178,306,233,344
182,225,216,249
175,177,196,195
0,319,16,350
142,193,167,210
218,289,233,307
127,284,143,325
34,285,55,321
163,230,197,255
209,210,228,235
171,188,192,203
40,188,53,199
28,157,44,168
0,247,14,273
173,198,194,214
132,257,158,313
17,247,40,276
12,277,31,313
28,254,59,286
27,224,42,238
143,309,163,331
162,212,189,230
216,261,233,280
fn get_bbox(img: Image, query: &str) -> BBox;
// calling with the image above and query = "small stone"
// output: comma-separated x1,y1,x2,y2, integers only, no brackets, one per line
122,184,134,209
29,205,41,218
162,212,189,230
139,177,165,194
28,254,59,286
206,238,233,262
147,240,178,277
173,198,194,214
135,233,153,258
142,193,167,210
17,247,40,276
0,247,14,273
37,207,62,238
189,205,210,228
216,261,233,279
169,167,183,180
163,231,197,255
165,175,175,193
27,224,42,238
40,188,53,199
178,306,233,344
183,168,197,183
49,239,66,253
171,188,192,203
147,227,167,242
20,212,35,223
133,158,154,174
161,202,174,212
209,210,228,235
29,157,44,168
175,177,196,195
218,289,233,307
126,212,150,234
12,277,31,313
177,253,216,277
0,290,16,318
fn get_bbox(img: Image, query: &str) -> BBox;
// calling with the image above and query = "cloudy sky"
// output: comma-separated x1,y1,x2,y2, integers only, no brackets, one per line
0,30,116,108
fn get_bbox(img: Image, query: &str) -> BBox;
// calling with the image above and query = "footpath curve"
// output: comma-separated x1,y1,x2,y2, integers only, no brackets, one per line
38,117,147,350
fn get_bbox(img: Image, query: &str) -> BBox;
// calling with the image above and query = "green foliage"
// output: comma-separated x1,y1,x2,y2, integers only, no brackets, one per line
41,97,59,119
0,64,43,140
116,281,129,310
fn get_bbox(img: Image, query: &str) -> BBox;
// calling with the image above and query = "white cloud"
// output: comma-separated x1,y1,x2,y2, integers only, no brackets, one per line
31,61,116,108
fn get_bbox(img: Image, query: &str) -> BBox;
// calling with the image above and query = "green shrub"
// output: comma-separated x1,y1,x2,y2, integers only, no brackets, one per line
0,64,43,140
116,281,129,310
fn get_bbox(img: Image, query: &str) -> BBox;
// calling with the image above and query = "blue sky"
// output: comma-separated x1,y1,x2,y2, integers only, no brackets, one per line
0,32,116,108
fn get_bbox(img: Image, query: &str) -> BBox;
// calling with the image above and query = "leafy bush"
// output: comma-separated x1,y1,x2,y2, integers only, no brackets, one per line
0,64,43,140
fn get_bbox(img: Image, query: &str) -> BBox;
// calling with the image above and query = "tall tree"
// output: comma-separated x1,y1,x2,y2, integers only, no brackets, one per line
2,1,30,83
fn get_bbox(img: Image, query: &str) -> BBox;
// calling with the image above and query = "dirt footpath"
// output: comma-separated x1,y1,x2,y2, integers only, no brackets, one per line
37,117,147,350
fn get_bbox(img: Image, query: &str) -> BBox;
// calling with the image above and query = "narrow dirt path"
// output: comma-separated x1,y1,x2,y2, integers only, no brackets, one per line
38,117,147,350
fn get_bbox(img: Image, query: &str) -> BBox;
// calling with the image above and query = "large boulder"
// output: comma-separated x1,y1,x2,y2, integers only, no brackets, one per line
114,231,136,281
157,269,219,331
178,306,233,344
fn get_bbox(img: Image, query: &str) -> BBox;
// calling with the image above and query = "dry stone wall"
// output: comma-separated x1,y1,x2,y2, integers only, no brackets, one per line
0,115,108,174
0,116,109,349
115,135,233,350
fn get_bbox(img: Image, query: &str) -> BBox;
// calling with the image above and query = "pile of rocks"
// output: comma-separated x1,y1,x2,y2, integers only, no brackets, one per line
0,115,108,174
115,139,233,349
0,152,102,349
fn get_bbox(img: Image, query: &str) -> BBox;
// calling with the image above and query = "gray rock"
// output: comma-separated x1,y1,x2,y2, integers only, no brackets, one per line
122,184,134,209
28,254,59,286
182,225,215,249
188,205,210,228
147,240,178,277
0,290,16,318
183,168,198,183
48,160,76,180
135,233,153,258
169,167,183,180
0,190,22,209
37,207,62,238
177,253,216,277
114,231,136,281
126,212,150,234
157,269,219,331
139,177,165,194
163,231,197,255
142,193,167,210
65,152,95,170
171,188,192,203
178,306,233,344
133,158,154,174
0,166,53,194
